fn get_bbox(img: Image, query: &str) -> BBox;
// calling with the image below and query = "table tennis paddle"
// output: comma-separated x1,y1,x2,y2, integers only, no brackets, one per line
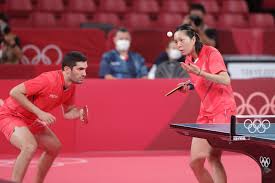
81,105,89,124
165,85,183,96
165,82,194,97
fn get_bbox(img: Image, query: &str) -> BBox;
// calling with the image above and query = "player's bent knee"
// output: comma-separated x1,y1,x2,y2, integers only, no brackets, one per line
189,158,204,171
53,141,62,154
207,154,221,165
48,141,62,156
207,152,222,166
21,142,38,158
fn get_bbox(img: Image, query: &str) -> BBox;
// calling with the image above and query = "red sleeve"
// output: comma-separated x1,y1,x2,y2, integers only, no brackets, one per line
208,50,227,74
24,74,49,96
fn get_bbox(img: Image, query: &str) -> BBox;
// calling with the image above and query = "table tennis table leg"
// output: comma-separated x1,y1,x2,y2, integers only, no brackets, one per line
207,139,275,183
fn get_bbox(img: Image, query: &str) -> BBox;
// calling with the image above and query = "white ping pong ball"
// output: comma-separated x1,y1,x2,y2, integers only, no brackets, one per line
167,31,173,37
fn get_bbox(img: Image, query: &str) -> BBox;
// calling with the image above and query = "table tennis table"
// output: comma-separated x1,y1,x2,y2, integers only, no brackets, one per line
170,115,275,183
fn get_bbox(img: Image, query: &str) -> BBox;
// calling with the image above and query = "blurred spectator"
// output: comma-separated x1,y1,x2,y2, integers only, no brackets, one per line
183,4,217,47
148,40,186,79
155,40,189,78
99,28,148,79
0,13,22,64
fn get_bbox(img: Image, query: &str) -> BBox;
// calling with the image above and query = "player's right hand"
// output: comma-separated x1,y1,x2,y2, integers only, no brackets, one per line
36,111,56,125
177,80,192,93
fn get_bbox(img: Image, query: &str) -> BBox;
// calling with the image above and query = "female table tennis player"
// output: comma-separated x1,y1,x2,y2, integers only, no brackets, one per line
174,24,236,183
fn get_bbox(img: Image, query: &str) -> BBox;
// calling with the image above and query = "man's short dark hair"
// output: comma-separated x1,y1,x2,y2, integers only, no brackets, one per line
62,51,87,70
190,3,206,14
116,27,129,33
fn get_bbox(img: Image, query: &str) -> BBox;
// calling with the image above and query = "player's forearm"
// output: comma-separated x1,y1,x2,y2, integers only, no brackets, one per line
9,89,42,116
63,107,80,120
200,71,230,85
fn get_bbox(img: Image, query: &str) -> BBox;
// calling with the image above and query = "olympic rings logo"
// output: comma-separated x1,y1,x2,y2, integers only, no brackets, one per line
244,119,271,133
21,44,63,65
234,92,275,115
259,156,271,168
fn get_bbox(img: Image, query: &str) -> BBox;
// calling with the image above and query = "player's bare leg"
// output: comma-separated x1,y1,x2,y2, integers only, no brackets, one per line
208,150,227,183
0,99,4,106
34,127,61,183
10,127,38,183
190,137,214,183
205,112,228,183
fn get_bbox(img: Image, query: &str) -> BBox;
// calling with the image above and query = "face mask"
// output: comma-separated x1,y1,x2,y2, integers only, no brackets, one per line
115,40,130,51
0,22,10,35
168,49,182,60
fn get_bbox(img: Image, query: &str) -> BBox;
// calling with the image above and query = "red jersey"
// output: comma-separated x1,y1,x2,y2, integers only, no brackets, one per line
1,70,75,121
184,45,236,116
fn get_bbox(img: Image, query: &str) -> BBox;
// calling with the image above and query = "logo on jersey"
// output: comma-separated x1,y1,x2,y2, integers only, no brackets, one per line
49,94,58,99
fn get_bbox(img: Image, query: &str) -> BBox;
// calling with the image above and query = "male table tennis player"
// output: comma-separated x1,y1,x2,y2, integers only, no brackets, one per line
174,24,236,183
0,51,88,183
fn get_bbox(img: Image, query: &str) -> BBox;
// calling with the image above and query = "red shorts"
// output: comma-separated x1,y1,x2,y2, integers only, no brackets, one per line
0,108,45,141
197,108,236,124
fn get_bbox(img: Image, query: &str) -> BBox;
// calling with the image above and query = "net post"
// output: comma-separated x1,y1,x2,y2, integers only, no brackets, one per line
230,115,236,141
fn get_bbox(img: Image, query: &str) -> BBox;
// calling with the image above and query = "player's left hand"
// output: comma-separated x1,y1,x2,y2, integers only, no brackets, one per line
177,80,192,93
79,105,88,124
181,62,201,75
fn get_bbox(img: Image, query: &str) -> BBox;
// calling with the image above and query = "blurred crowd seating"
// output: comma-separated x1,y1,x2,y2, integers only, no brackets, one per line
0,0,274,79
0,27,273,79
0,0,273,30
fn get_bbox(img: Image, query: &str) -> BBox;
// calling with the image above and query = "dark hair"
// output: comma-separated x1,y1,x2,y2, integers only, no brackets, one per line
0,13,9,23
0,13,11,34
116,27,129,34
175,24,203,54
190,3,206,14
62,51,87,70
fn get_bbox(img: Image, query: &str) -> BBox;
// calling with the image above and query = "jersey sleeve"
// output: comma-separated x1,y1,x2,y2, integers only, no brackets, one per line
208,50,227,74
23,74,49,96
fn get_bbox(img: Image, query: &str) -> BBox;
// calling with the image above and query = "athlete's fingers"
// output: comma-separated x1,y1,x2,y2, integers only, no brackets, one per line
181,62,190,71
177,82,185,87
79,108,84,121
50,114,56,122
36,119,47,126
189,63,200,73
81,106,88,124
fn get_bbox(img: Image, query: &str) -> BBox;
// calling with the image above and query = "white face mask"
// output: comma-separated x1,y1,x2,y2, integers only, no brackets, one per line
168,49,182,60
115,40,130,51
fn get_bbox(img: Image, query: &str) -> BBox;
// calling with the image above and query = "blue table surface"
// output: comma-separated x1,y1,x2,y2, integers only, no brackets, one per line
172,123,275,141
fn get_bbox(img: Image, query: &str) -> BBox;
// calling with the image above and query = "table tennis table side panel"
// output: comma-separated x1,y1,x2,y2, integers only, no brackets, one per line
171,123,275,145
170,123,231,134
